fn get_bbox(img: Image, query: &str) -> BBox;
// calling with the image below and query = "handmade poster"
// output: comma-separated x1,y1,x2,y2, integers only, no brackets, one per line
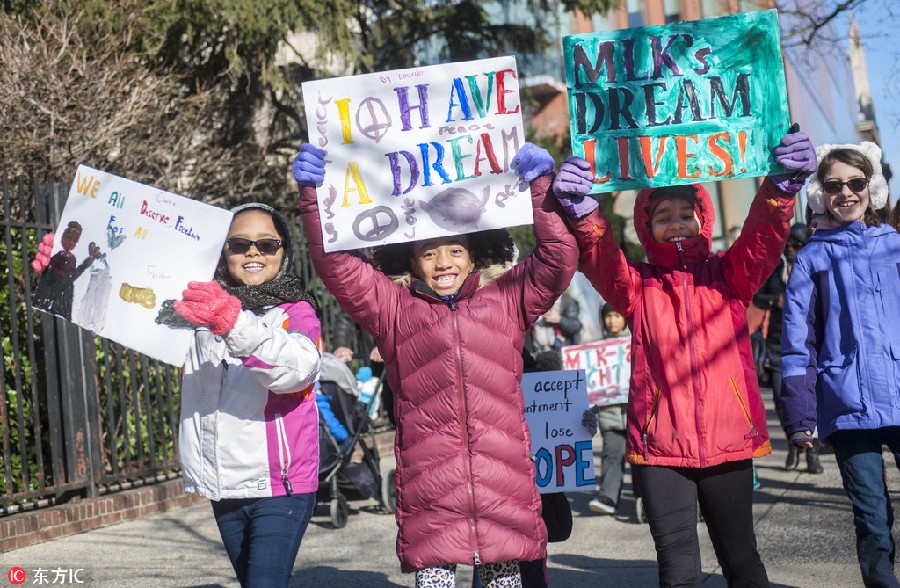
562,9,790,193
32,165,233,366
301,56,531,252
521,370,595,494
563,338,632,406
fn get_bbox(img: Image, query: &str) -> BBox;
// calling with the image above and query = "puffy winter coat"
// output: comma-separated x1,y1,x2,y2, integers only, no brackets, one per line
299,175,578,572
781,222,900,441
568,178,795,468
179,302,321,500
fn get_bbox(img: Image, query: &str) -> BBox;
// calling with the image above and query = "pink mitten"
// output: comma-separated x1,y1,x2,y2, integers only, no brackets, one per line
172,281,242,335
32,233,55,274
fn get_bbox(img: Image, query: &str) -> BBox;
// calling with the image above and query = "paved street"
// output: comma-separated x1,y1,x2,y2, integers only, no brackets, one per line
2,388,897,587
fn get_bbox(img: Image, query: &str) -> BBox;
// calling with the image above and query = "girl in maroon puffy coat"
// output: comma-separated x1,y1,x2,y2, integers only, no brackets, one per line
294,142,578,588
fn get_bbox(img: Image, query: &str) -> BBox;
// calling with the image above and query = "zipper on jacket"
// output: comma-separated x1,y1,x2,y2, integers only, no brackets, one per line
677,242,705,466
641,385,663,461
274,412,293,495
449,306,479,561
729,377,759,440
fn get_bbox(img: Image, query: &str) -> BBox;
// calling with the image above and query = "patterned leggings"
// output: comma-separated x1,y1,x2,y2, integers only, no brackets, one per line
415,560,521,588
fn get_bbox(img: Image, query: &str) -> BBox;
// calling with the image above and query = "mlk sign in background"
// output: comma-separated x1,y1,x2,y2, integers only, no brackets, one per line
301,56,531,252
563,9,790,193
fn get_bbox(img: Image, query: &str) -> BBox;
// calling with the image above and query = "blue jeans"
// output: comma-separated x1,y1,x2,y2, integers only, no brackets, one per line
830,428,900,587
211,493,315,588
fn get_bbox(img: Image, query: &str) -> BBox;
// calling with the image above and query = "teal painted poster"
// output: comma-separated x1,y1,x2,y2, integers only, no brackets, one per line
563,9,790,193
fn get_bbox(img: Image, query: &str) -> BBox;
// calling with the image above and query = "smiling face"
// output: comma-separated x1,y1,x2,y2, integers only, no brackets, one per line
823,160,870,224
410,236,475,297
649,197,701,244
224,210,285,286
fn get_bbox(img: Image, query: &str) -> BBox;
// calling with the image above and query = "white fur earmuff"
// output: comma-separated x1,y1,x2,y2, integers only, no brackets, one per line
805,142,889,214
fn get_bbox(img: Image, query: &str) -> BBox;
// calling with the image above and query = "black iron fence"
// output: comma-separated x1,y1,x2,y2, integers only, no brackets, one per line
1,176,357,514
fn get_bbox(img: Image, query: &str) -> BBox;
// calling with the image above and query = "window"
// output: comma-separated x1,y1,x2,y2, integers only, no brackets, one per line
626,0,644,28
664,0,681,24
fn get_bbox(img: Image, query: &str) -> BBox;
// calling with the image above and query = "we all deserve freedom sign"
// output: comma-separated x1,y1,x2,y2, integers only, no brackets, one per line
563,9,790,193
301,56,531,252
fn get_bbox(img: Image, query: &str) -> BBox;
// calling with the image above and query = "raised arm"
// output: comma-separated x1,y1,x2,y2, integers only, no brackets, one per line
501,144,579,328
552,156,639,319
722,129,815,301
294,144,401,341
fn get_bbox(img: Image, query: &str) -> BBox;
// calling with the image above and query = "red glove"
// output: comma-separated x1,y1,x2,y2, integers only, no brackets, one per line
173,281,242,336
32,233,55,274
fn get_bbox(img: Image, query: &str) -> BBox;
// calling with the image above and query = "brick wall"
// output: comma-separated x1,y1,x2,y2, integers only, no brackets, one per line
0,479,204,553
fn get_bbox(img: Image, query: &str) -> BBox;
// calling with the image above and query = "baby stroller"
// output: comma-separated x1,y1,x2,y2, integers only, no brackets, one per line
317,353,396,528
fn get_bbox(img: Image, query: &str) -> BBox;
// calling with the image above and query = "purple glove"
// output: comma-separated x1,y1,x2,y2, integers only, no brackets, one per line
32,232,54,274
173,281,242,336
552,156,599,218
511,142,554,182
292,143,326,187
769,128,816,194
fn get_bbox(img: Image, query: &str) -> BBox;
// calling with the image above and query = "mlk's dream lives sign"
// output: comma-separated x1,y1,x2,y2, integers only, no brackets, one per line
563,9,790,193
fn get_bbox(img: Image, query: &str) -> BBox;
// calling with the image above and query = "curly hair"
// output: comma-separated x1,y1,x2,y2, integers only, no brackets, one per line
372,229,515,277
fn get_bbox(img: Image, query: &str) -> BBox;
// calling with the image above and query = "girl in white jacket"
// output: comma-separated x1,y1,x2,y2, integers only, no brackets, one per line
159,202,321,588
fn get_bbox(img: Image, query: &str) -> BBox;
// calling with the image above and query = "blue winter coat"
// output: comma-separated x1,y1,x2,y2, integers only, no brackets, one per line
780,221,900,441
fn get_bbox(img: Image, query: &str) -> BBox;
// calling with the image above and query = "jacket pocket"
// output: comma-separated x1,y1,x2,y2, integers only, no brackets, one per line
817,351,863,420
641,386,663,458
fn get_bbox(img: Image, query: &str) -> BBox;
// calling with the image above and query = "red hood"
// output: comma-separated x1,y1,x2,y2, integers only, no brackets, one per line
634,184,715,267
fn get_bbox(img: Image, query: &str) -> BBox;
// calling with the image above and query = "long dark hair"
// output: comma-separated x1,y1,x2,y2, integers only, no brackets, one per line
817,148,890,227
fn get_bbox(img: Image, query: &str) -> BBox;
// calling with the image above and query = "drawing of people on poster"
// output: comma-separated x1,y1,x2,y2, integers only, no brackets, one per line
32,220,102,321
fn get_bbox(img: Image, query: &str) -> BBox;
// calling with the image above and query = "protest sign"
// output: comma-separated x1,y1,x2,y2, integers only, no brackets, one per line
562,9,790,193
563,338,631,406
521,370,595,493
32,165,233,366
301,56,531,252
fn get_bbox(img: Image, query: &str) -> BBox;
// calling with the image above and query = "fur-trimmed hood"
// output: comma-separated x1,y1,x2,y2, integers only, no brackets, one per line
633,184,715,267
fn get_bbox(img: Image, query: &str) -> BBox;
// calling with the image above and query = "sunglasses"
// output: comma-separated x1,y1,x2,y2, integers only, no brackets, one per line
822,178,868,194
225,237,283,255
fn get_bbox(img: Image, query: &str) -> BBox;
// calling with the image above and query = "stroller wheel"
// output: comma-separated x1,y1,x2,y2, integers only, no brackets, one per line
380,468,397,514
330,493,349,529
635,496,648,524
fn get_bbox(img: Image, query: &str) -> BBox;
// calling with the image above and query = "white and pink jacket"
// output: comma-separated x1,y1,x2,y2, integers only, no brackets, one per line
178,301,322,500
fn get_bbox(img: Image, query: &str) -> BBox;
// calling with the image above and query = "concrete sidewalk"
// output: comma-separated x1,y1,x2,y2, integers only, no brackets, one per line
2,389,896,587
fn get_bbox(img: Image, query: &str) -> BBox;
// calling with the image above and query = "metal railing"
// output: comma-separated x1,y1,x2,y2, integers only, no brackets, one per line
1,176,365,514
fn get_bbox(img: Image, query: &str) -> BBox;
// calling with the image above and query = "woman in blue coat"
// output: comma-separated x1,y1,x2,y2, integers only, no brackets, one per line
781,142,900,587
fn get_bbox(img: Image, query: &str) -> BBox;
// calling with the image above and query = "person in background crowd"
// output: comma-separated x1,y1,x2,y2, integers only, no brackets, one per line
781,142,900,587
550,128,816,586
752,222,822,473
526,291,582,353
294,141,578,588
587,303,630,516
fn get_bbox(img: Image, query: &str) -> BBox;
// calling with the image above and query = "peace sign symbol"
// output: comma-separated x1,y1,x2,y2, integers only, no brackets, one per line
353,206,399,242
357,97,393,143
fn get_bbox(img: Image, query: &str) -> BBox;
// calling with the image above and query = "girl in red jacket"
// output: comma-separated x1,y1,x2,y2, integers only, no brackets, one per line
549,129,815,587
293,142,578,588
